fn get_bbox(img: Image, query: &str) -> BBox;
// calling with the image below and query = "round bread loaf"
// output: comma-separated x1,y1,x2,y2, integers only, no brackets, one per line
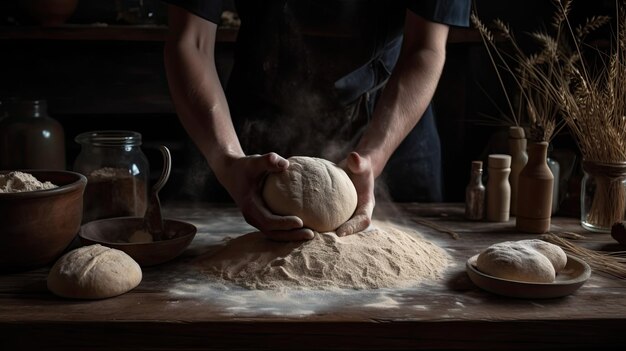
476,241,556,283
47,244,142,299
518,239,567,272
262,156,358,232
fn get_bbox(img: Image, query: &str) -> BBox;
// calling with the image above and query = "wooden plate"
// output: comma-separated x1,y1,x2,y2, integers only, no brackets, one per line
79,217,197,267
466,254,591,299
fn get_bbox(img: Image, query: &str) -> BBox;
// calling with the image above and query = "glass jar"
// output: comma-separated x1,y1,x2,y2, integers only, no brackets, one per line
580,161,626,232
0,99,66,170
74,130,149,223
115,0,158,24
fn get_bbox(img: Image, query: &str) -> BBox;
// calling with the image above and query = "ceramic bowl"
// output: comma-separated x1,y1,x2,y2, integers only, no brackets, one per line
466,254,591,299
0,170,87,272
79,217,197,266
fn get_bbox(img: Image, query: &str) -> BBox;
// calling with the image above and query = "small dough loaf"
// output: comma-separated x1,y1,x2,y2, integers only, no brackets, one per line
47,244,142,299
128,229,153,243
518,239,567,272
476,241,556,283
262,156,358,232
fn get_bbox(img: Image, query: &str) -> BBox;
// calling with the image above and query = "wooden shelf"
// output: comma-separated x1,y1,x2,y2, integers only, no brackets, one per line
0,24,480,44
0,25,239,42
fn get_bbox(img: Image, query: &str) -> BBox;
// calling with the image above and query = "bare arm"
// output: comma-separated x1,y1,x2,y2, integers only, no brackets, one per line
356,11,449,177
338,11,449,236
163,5,243,188
164,6,312,240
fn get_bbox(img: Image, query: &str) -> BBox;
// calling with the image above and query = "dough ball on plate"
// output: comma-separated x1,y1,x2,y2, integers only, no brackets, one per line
476,241,556,283
518,239,567,272
47,244,142,299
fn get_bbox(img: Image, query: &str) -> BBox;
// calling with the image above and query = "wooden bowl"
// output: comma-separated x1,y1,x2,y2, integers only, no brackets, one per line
19,0,79,27
79,217,197,267
466,254,591,299
0,170,87,272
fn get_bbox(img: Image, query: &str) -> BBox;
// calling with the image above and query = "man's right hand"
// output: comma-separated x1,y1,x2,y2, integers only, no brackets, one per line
221,152,315,242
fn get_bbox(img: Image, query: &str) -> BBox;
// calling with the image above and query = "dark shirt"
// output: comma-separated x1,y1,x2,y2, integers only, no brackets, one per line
165,0,470,202
166,1,469,113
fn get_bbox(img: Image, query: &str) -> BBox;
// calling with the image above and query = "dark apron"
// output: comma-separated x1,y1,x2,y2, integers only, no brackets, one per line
188,0,443,202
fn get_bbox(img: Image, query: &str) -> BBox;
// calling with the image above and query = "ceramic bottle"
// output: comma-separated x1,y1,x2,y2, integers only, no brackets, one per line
486,154,512,222
516,142,554,233
508,126,528,215
465,161,485,220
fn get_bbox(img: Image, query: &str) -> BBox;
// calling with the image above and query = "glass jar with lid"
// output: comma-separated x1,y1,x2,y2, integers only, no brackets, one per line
74,130,149,223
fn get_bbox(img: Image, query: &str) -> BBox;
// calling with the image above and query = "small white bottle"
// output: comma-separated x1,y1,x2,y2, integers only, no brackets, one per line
487,154,512,222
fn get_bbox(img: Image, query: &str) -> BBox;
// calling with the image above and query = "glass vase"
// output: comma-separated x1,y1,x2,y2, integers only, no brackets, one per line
580,161,626,232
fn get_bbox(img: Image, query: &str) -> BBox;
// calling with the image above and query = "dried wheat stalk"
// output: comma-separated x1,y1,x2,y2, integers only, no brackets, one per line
474,0,625,230
471,2,574,142
542,233,626,279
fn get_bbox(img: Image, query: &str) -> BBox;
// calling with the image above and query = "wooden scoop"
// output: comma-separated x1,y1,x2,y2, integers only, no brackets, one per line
143,145,171,241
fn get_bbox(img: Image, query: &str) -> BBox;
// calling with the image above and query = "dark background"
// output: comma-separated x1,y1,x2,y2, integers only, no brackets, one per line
0,0,616,208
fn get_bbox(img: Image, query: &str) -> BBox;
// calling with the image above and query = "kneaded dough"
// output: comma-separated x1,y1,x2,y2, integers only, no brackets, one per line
476,241,556,283
47,244,142,299
262,156,358,232
518,239,567,272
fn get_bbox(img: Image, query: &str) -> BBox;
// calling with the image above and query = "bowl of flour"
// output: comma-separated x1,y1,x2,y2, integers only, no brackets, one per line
0,170,87,272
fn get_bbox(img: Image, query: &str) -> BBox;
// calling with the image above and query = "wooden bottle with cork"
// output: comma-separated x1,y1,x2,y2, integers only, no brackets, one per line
508,126,528,215
465,161,485,220
516,141,554,233
486,154,512,222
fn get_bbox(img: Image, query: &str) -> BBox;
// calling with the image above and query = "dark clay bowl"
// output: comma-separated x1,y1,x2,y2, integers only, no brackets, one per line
0,170,87,272
79,217,197,267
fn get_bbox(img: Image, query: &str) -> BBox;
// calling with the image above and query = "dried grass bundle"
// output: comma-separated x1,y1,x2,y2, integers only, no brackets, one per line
474,0,626,231
542,233,626,279
552,1,626,230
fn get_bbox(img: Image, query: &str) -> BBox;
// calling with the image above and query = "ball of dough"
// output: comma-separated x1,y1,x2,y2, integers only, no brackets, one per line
47,244,142,299
476,241,555,283
518,239,567,272
262,156,358,232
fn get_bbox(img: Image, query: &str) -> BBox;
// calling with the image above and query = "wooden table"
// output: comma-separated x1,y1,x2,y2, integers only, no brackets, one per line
1,202,625,350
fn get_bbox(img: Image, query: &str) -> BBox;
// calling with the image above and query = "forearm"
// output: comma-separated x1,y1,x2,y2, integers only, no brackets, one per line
164,30,244,187
355,45,446,178
354,11,449,178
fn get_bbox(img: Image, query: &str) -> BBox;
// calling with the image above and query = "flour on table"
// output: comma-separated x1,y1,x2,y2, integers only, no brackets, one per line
0,171,57,193
195,221,449,290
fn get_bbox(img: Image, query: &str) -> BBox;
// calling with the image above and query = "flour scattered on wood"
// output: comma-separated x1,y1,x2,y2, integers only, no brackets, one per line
0,171,58,193
195,222,449,290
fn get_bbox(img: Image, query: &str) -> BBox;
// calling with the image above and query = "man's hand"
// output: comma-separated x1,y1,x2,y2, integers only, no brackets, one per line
224,152,315,241
336,152,375,236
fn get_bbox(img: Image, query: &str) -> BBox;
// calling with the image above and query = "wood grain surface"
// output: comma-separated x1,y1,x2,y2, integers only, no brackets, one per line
1,202,625,350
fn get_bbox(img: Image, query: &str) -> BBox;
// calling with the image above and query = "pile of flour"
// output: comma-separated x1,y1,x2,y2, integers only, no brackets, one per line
196,222,449,290
0,171,58,193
